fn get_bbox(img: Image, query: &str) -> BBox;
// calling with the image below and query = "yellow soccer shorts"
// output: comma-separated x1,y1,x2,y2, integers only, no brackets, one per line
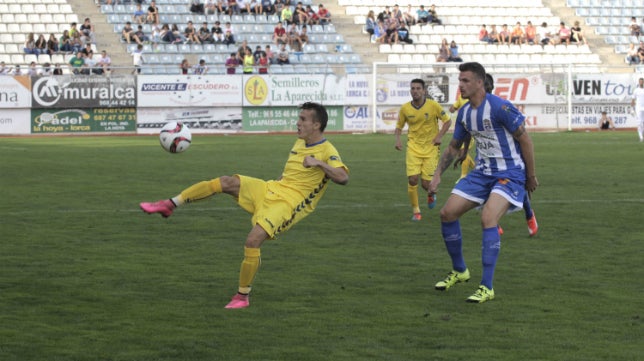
406,147,440,181
236,175,301,239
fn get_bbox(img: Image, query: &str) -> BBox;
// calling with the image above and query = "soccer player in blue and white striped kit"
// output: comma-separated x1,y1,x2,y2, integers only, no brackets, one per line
428,62,539,303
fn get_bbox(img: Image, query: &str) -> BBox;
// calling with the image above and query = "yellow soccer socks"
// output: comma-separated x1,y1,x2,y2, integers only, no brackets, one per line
408,184,420,214
173,178,223,205
238,247,261,295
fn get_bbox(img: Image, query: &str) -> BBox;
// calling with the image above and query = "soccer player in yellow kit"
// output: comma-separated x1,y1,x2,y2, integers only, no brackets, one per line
140,102,349,309
395,78,452,221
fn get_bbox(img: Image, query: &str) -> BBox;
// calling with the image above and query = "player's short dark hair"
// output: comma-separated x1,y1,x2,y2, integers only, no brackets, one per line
484,73,494,93
459,62,486,82
300,102,328,132
411,78,425,88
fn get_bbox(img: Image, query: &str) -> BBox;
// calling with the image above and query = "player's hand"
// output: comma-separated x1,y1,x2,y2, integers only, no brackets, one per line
395,142,402,151
428,175,441,195
453,148,467,169
526,175,539,193
302,155,320,168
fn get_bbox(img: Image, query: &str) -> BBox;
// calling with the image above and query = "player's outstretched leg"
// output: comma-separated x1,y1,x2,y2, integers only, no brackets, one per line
523,194,538,237
435,220,470,290
427,192,437,209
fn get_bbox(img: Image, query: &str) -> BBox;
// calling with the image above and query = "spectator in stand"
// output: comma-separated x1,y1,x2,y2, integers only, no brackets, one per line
80,18,96,44
194,59,209,74
436,38,449,62
71,32,84,53
226,52,239,74
42,62,53,76
448,40,463,62
570,20,588,45
281,4,294,25
479,24,491,43
274,0,285,19
227,0,239,15
385,21,399,44
378,6,392,23
397,22,412,44
391,4,404,26
637,41,644,63
373,20,387,44
557,22,571,45
537,22,553,46
35,34,48,55
265,45,275,63
258,51,269,73
317,4,331,25
416,5,429,25
294,2,308,25
525,21,537,45
147,1,160,25
53,63,64,75
510,22,525,45
122,22,143,45
27,61,39,76
251,0,261,15
160,24,179,43
296,25,309,50
81,42,93,57
172,24,188,43
287,23,300,49
135,25,150,43
185,21,201,44
428,4,442,25
223,29,235,45
83,51,98,75
365,10,376,37
498,24,510,45
47,33,60,54
24,33,38,55
627,43,640,65
260,0,273,15
237,40,252,61
97,50,111,75
204,0,218,15
59,30,72,53
12,64,24,76
198,22,213,44
273,21,288,45
403,5,416,26
132,44,144,74
211,21,224,43
253,45,263,62
630,17,641,38
488,24,500,44
306,5,319,25
242,48,255,74
0,61,12,75
68,51,85,75
180,58,191,74
190,0,205,14
133,4,146,24
237,0,251,15
69,22,79,38
277,43,290,64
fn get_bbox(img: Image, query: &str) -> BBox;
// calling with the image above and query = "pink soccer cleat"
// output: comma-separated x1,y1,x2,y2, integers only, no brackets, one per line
527,212,538,237
224,293,250,309
139,199,175,218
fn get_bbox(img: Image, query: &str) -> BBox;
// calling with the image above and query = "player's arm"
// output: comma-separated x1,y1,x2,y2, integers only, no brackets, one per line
428,137,463,194
512,124,538,193
303,156,349,185
433,117,452,145
454,133,472,169
394,127,404,150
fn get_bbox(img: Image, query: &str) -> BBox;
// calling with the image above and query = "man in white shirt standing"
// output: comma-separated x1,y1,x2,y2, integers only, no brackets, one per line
631,77,644,142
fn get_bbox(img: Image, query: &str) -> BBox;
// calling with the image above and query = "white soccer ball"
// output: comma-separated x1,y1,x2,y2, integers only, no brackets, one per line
159,121,192,153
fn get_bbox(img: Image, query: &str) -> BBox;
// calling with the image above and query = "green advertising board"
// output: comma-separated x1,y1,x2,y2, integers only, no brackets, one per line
242,106,344,132
31,108,137,133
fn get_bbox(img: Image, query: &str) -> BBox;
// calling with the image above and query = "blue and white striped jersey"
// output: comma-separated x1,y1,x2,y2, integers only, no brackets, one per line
454,93,526,175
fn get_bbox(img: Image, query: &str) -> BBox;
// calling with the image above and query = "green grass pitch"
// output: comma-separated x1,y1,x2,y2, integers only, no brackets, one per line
0,131,642,360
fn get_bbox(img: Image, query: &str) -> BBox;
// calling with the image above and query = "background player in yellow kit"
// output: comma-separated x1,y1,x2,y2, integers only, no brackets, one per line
140,102,349,309
395,78,452,221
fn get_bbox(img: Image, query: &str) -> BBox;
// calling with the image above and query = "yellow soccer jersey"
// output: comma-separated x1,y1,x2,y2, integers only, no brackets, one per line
396,99,451,157
270,138,348,211
452,95,468,111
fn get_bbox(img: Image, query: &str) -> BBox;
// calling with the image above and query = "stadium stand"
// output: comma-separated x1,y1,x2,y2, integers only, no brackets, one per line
0,0,634,74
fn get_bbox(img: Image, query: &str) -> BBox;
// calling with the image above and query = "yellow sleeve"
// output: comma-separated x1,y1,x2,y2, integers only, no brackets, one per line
452,95,468,111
